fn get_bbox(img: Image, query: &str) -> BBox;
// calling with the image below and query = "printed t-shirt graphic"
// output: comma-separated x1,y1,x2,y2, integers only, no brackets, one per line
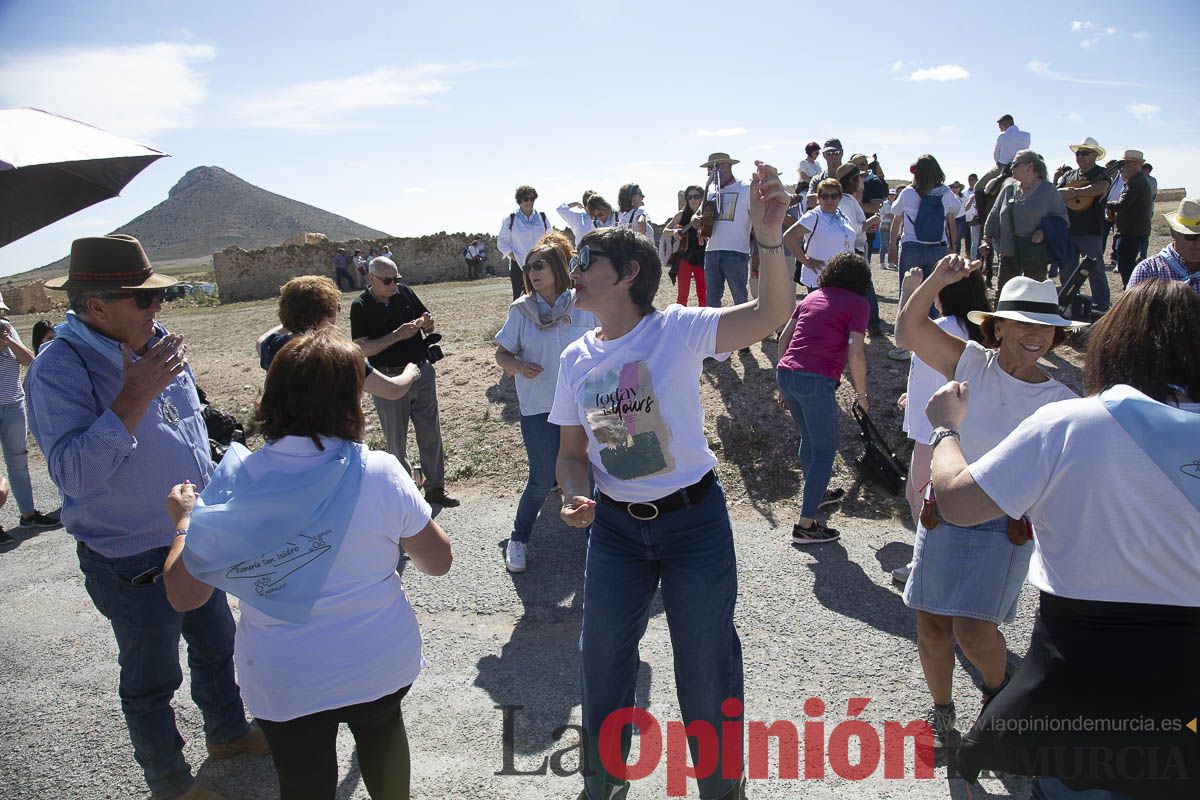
581,360,675,480
715,190,739,222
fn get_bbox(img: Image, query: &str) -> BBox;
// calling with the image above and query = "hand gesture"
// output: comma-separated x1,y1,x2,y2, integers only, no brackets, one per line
122,334,186,402
560,495,595,528
926,380,970,431
749,161,789,232
401,362,421,383
517,360,544,379
929,254,979,287
166,480,197,527
897,392,908,411
1030,229,1045,245
901,267,924,298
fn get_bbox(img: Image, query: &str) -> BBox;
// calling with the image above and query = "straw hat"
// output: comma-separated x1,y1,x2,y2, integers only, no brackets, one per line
45,235,176,291
700,152,739,168
967,277,1088,329
1122,149,1145,163
1069,137,1106,161
1164,197,1200,235
834,163,861,181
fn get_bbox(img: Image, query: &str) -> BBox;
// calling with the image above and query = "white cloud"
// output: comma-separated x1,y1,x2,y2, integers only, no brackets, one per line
227,60,518,129
1071,19,1118,47
690,127,748,137
905,64,970,82
1128,103,1161,122
0,42,215,139
1066,112,1085,123
1071,20,1094,33
890,59,904,74
1027,60,1145,88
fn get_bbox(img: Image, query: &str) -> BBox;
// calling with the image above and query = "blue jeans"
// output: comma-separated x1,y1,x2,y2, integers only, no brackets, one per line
703,250,750,307
900,241,948,317
0,399,35,515
1068,234,1111,311
776,369,840,519
1030,777,1134,800
580,479,743,799
512,413,559,544
77,542,250,799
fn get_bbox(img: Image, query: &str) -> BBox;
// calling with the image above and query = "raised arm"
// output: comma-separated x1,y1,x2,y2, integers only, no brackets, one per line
713,162,795,353
894,256,972,380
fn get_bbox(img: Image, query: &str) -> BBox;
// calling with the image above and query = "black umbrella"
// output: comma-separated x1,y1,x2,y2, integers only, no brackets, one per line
0,107,167,248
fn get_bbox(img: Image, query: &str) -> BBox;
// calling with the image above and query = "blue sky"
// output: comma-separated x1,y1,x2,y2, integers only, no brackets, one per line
1,0,1196,277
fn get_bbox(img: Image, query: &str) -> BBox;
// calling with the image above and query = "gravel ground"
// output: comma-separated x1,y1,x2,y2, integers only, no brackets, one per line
1,450,1038,799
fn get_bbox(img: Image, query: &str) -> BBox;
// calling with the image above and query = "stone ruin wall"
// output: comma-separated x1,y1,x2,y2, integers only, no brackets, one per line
214,232,509,303
0,280,58,315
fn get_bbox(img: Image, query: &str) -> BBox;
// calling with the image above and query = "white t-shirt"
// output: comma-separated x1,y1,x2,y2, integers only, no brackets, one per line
962,188,977,222
705,180,753,254
797,158,822,183
796,208,855,288
616,208,649,233
904,316,968,443
892,186,961,245
838,195,868,253
556,204,593,244
234,437,432,722
495,292,598,416
969,388,1200,607
549,305,722,502
951,340,1077,462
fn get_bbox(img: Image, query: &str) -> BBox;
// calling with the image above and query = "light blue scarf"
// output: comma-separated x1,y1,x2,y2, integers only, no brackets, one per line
182,439,366,624
1157,245,1200,294
1101,385,1200,514
55,310,162,369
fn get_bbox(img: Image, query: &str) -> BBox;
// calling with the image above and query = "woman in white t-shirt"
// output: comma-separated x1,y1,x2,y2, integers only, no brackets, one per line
615,183,649,237
888,154,961,277
893,255,1085,752
926,279,1200,799
783,177,856,288
892,267,991,584
162,330,453,800
549,163,793,800
494,232,598,574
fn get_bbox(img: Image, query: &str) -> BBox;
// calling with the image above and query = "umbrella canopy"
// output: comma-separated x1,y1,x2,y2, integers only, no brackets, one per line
0,107,167,248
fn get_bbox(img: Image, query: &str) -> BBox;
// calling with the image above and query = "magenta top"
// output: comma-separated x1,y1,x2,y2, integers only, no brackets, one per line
776,287,869,382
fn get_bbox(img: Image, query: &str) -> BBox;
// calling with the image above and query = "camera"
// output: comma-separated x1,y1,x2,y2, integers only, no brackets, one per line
424,332,444,364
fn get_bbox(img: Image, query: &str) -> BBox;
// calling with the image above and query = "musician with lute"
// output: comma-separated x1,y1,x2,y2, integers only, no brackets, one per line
1054,137,1116,312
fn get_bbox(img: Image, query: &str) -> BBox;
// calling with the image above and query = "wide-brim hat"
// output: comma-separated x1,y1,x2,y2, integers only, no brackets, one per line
1122,149,1145,163
700,152,739,168
1069,137,1106,161
967,277,1088,329
1164,197,1200,235
44,235,176,291
834,163,861,181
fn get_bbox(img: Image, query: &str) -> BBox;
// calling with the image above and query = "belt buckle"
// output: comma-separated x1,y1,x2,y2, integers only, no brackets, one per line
627,501,659,521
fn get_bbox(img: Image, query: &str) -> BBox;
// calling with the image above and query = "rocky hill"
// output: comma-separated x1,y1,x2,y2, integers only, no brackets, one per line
31,165,390,273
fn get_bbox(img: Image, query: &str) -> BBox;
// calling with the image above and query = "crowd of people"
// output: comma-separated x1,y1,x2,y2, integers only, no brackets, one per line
0,113,1197,800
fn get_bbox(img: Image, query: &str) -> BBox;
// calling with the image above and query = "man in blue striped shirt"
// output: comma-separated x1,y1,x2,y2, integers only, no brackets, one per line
25,236,266,800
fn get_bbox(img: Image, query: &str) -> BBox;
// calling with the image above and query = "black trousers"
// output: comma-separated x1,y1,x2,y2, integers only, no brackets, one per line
1113,233,1148,288
256,685,412,800
508,258,524,300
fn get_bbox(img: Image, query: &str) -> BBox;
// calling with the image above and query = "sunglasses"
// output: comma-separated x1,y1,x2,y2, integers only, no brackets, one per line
1075,150,1095,157
818,192,841,200
103,290,165,309
569,245,608,273
524,259,549,272
371,274,399,285
1178,232,1200,243
686,193,703,200
519,196,537,203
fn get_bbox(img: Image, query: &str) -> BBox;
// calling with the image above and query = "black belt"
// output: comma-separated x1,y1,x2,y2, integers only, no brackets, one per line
598,470,716,521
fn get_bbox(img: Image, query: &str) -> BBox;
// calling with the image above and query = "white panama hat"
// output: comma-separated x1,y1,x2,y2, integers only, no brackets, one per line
967,277,1089,329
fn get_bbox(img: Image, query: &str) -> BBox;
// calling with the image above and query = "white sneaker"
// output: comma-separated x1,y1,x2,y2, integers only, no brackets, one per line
505,540,527,573
892,562,912,584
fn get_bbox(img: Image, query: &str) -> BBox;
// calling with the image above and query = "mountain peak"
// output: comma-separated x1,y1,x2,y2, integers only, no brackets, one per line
168,165,238,198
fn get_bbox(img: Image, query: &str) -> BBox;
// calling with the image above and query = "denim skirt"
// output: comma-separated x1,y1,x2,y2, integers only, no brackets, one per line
902,515,1032,624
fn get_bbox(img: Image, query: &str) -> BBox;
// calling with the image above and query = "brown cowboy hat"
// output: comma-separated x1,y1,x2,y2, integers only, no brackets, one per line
44,235,177,291
700,152,739,168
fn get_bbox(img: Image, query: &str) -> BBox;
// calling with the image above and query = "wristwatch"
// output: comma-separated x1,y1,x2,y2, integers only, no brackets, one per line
930,428,961,450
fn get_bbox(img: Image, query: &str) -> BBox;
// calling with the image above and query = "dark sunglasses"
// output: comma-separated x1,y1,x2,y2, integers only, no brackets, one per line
1075,150,1096,157
569,245,608,273
371,274,399,285
524,259,549,272
818,192,841,200
103,289,165,309
519,195,537,203
686,193,703,200
1178,232,1200,243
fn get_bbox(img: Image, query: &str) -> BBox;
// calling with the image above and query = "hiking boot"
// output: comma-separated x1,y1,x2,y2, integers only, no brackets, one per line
924,703,959,749
206,724,270,760
792,521,840,545
505,540,527,573
817,488,845,510
19,511,57,528
424,487,460,507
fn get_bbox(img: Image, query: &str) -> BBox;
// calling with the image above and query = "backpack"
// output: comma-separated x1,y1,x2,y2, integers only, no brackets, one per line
908,188,948,244
508,211,549,231
462,245,472,260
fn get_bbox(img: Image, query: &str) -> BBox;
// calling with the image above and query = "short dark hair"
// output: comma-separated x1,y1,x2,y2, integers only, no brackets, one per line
515,185,537,203
1084,279,1200,402
618,183,641,213
278,275,342,333
997,114,1014,124
818,252,871,296
31,319,56,352
805,141,820,155
578,226,661,315
256,329,366,449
